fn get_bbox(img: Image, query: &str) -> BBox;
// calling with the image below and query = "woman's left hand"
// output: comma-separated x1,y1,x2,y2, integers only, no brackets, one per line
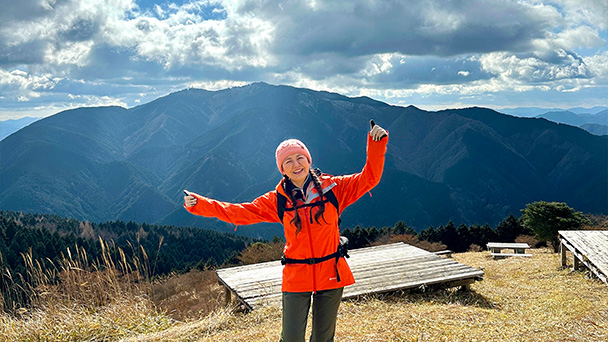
370,124,388,141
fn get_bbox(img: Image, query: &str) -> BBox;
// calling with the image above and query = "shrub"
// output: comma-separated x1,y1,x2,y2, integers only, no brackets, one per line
237,241,284,265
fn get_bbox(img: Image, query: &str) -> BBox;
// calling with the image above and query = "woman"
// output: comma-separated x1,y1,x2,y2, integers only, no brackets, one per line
184,121,388,342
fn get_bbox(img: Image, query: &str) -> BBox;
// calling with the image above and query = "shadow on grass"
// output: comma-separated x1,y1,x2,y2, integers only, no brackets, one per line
344,285,499,310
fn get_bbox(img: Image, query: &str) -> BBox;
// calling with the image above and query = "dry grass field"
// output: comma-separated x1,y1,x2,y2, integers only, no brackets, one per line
2,247,606,342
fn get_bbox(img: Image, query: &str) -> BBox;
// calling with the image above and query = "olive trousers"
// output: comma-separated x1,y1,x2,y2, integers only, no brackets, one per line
279,287,344,342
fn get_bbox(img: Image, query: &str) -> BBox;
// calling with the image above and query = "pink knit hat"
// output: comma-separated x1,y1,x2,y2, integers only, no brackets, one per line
275,139,312,173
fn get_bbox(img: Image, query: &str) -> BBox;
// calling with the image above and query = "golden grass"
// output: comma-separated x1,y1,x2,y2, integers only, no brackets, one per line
0,238,177,341
0,294,173,341
2,247,606,341
150,269,225,322
127,248,607,342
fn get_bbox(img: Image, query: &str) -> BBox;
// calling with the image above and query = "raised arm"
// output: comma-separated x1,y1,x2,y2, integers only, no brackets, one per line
184,190,281,225
332,122,388,212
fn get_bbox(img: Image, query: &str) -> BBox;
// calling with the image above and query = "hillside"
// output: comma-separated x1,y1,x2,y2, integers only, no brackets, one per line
1,83,607,238
2,248,605,341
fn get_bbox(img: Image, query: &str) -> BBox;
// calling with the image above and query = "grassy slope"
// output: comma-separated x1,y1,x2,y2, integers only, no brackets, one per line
2,248,606,341
128,248,606,342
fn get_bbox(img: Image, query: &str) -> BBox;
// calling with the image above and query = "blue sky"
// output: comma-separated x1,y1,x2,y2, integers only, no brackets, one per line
1,0,607,120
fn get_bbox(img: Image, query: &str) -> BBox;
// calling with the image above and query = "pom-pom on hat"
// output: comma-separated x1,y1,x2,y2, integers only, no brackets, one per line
275,139,312,173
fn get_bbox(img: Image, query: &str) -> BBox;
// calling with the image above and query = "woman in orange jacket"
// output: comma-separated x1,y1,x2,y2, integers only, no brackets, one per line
184,121,388,342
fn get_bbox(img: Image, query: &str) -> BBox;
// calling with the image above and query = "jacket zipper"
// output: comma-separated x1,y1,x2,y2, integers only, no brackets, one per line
305,208,317,292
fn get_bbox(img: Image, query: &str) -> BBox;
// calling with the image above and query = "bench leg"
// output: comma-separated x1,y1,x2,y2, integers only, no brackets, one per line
224,286,232,306
573,255,581,271
560,241,567,267
459,283,471,291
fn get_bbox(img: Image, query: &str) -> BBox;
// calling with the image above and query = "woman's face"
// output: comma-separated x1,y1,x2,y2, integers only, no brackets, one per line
282,153,311,187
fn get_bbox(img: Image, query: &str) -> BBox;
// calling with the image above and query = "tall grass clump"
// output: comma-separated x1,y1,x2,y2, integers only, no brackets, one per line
0,237,174,341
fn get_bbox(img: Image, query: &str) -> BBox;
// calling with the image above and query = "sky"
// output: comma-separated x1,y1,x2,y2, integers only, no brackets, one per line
1,0,607,120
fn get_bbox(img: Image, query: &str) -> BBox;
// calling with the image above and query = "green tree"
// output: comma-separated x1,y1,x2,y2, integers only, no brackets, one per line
468,224,496,248
455,223,472,252
521,201,590,252
436,221,459,252
418,226,438,243
495,214,527,242
393,220,416,235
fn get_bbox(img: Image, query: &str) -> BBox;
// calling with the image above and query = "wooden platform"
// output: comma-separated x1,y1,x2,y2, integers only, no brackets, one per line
559,230,608,285
216,243,484,310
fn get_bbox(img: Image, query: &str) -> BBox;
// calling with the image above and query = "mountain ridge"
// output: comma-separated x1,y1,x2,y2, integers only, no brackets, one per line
1,83,606,238
535,109,608,136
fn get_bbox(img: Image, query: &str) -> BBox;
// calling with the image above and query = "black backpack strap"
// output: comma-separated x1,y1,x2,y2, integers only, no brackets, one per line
277,192,287,222
323,188,339,216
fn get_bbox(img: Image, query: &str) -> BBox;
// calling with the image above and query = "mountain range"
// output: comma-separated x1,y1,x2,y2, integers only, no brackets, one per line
535,110,608,136
0,117,40,141
500,106,608,117
1,83,606,238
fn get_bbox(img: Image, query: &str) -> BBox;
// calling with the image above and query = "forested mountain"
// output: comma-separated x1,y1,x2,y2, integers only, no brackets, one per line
0,210,254,277
1,83,606,238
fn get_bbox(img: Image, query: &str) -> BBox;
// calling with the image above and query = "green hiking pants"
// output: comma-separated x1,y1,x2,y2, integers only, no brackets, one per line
280,287,344,342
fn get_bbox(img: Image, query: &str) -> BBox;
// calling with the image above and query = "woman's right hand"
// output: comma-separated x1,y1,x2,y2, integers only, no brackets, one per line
183,190,198,207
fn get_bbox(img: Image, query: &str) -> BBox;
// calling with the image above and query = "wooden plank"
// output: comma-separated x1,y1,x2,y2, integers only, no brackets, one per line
344,270,484,298
491,253,532,259
487,242,530,249
434,250,453,257
352,259,476,282
350,267,483,289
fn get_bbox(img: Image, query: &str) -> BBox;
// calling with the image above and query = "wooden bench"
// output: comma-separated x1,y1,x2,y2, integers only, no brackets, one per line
487,242,531,259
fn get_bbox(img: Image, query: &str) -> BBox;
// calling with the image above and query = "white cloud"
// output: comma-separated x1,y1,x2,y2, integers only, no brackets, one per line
361,54,395,77
551,0,608,30
479,51,590,83
553,26,605,49
584,52,608,79
0,69,60,96
187,79,249,90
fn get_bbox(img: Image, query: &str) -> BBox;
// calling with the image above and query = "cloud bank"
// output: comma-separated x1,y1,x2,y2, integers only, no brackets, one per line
0,0,606,118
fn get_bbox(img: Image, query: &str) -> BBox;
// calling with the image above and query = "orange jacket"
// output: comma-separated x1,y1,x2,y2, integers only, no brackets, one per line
185,132,388,292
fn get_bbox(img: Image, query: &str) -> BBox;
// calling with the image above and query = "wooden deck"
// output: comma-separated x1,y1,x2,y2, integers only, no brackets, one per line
216,243,484,310
559,230,608,285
